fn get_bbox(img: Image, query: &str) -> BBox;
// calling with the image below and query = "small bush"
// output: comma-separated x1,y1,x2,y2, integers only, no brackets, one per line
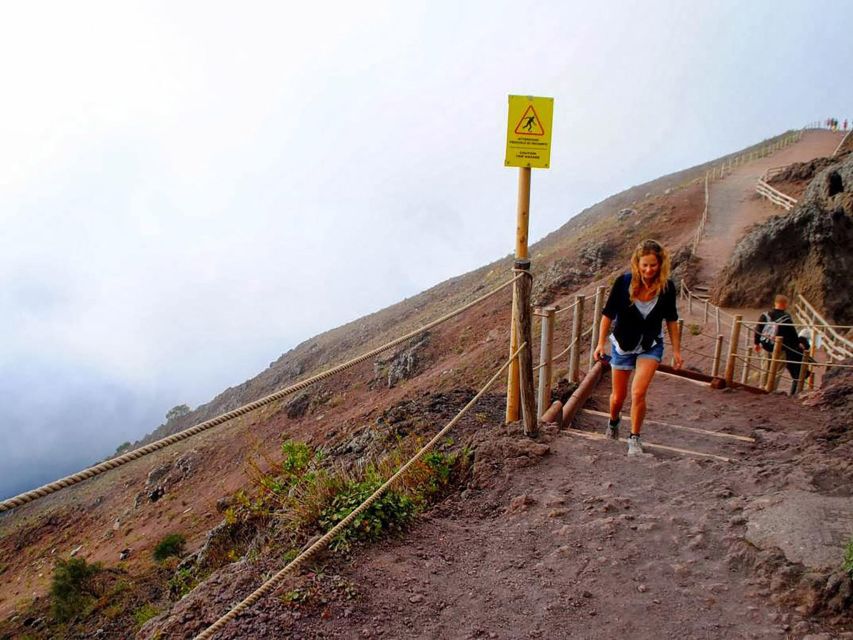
50,557,103,622
153,534,186,562
133,603,159,628
844,537,853,574
168,566,198,600
688,323,702,336
318,470,416,550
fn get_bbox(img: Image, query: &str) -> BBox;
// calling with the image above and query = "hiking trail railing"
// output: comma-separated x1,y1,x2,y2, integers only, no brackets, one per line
691,131,802,251
792,293,853,361
0,272,527,514
677,284,852,393
755,178,797,210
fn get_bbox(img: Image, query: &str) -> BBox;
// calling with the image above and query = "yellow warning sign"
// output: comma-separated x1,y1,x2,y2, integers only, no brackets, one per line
505,95,553,169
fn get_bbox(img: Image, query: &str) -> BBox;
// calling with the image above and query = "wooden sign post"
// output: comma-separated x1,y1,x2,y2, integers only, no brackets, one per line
504,95,554,433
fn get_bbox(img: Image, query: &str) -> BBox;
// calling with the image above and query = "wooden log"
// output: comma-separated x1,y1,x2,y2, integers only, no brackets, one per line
536,307,556,419
540,400,563,429
809,328,817,389
505,168,532,424
569,295,584,384
724,315,742,386
588,286,605,369
796,351,809,395
766,336,784,392
515,259,537,436
562,361,605,426
711,335,724,378
739,328,751,383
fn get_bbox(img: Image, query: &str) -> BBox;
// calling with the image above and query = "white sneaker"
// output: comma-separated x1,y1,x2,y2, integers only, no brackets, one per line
627,434,644,455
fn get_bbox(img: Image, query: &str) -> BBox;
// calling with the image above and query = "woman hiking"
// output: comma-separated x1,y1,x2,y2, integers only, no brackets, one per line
593,239,683,454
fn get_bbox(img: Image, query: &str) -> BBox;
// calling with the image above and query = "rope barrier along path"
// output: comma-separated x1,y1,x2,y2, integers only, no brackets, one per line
193,343,527,640
0,274,523,515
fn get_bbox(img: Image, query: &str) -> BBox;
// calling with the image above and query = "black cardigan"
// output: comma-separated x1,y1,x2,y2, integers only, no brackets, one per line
602,273,679,352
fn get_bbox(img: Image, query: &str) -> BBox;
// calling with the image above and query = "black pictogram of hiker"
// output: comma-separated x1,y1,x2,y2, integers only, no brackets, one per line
523,115,536,132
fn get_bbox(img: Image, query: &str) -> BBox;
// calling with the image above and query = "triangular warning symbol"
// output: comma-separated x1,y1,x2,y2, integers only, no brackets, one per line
514,104,545,136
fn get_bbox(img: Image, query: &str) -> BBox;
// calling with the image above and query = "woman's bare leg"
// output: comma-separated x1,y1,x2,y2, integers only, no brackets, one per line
630,358,659,435
610,369,631,422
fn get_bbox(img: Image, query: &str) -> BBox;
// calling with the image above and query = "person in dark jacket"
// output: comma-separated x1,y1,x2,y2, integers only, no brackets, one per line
754,294,809,395
593,239,683,455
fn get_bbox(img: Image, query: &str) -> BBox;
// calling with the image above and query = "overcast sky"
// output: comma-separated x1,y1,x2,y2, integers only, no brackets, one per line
2,0,851,501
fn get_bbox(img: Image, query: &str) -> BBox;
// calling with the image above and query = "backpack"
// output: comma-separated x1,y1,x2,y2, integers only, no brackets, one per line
759,311,791,351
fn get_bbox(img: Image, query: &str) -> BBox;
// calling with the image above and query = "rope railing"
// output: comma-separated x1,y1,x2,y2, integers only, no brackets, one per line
553,298,580,315
533,324,594,373
193,343,526,640
731,352,853,369
793,294,853,355
740,320,853,331
0,274,523,514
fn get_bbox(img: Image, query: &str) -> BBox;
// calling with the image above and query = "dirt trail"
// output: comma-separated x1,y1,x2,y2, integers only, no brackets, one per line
219,372,849,639
695,129,844,290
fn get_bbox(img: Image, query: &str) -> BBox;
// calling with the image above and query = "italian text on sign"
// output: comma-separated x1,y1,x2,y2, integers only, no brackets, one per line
505,95,553,169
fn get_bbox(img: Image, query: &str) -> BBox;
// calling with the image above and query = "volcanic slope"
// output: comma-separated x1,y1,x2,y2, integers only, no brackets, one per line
3,130,851,640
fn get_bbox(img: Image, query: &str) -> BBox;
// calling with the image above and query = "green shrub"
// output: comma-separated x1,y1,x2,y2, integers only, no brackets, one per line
319,470,416,550
168,566,198,600
133,603,159,628
688,323,702,336
844,537,853,574
281,440,313,474
153,534,186,562
50,557,103,622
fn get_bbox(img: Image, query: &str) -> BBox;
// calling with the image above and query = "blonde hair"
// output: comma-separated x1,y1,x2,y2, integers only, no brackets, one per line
629,239,671,302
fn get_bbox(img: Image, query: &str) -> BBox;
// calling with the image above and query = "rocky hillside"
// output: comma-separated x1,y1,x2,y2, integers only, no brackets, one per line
0,131,810,640
711,150,853,324
136,133,792,451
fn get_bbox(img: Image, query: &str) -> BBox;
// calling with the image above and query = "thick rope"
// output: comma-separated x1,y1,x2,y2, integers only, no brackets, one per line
0,274,522,514
193,343,526,640
732,353,853,369
553,298,580,316
741,320,853,330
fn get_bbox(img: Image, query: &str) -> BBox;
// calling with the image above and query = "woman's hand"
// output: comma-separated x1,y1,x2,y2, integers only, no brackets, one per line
593,345,608,363
672,350,684,370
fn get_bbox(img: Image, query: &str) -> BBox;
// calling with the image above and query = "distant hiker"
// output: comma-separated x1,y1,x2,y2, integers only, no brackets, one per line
844,119,848,131
593,239,682,455
753,294,809,395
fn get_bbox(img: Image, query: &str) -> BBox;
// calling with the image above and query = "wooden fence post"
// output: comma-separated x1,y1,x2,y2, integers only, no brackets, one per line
514,259,537,435
703,300,709,324
688,293,693,316
711,335,724,378
808,328,817,389
569,295,584,384
536,307,556,419
715,306,721,335
766,336,784,393
588,286,605,369
739,328,751,383
741,346,752,385
724,315,742,386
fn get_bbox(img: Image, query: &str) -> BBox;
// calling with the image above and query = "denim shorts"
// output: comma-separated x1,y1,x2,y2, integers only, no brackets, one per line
610,341,664,370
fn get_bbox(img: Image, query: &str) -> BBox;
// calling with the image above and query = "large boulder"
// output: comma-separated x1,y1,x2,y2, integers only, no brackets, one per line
711,153,853,324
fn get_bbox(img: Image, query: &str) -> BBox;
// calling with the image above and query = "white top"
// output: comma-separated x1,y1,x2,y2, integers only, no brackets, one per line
609,295,661,355
634,296,658,318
